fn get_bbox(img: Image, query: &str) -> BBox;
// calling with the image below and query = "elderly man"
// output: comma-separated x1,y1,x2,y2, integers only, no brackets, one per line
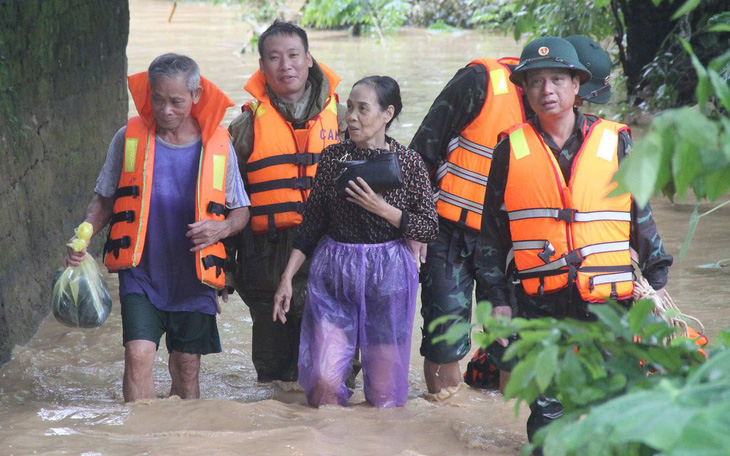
64,53,250,402
476,36,672,441
227,21,348,383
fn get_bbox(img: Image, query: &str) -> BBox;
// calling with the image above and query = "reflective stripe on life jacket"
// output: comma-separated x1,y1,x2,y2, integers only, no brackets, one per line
436,57,526,231
244,63,341,235
503,119,634,302
104,72,234,289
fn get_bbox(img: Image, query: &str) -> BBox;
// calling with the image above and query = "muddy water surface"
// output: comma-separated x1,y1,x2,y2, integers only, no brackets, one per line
1,1,728,455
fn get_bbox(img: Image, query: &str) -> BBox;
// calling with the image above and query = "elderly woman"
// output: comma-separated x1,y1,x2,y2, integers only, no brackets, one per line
273,76,438,408
63,54,250,402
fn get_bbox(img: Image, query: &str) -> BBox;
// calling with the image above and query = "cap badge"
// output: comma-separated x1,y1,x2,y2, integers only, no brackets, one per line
538,46,549,56
604,75,610,85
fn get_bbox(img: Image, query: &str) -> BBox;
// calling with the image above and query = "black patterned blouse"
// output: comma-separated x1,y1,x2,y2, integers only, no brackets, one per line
293,137,438,257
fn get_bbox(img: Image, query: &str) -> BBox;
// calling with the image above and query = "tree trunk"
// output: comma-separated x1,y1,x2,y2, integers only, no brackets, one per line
620,0,681,100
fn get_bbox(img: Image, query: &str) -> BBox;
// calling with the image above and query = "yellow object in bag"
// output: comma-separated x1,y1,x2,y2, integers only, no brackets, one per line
51,222,112,328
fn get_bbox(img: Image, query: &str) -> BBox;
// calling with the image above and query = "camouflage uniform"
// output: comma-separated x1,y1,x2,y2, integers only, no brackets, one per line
477,109,673,439
227,61,348,382
411,63,528,365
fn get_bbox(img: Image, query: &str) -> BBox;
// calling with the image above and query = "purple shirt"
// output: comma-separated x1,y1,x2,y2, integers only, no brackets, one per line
119,137,217,315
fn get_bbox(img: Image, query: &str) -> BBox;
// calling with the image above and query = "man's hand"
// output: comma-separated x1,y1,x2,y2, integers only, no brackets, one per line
63,238,88,268
216,287,229,314
187,220,229,252
273,278,293,323
492,305,512,347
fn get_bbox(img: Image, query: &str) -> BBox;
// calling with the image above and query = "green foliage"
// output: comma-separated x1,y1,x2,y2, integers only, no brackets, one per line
407,0,509,28
301,0,409,38
612,29,730,259
436,301,728,455
494,0,616,43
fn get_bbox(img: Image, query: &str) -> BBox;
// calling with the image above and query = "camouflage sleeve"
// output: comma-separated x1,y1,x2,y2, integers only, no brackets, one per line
619,131,674,289
474,137,514,309
228,109,255,176
408,64,488,172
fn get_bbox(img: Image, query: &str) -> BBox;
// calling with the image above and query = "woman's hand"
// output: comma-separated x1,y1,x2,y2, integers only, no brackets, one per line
345,177,402,227
273,277,293,323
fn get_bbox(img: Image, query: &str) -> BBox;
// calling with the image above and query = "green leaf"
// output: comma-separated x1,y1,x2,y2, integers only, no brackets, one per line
679,204,701,261
708,69,730,113
431,321,472,345
679,37,711,111
672,0,702,20
475,301,493,325
535,345,558,391
427,314,463,333
628,299,654,333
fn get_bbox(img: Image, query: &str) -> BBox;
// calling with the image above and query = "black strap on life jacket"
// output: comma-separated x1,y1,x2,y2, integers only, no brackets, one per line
114,186,140,199
246,152,320,173
104,236,132,259
250,201,306,217
251,201,306,238
207,201,225,217
201,254,225,278
110,211,136,226
247,176,314,194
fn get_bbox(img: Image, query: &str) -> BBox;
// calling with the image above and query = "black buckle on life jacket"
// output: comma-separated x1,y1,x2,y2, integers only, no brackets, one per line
105,236,132,259
114,186,140,199
557,208,577,222
537,241,555,264
294,153,319,166
201,254,225,278
293,176,314,190
110,211,136,226
562,249,583,266
207,201,225,217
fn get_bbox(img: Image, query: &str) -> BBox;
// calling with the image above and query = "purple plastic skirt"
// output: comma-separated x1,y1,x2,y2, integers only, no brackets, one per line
298,237,418,408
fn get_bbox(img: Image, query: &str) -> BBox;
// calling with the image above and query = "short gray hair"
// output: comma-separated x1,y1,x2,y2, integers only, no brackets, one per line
147,53,201,95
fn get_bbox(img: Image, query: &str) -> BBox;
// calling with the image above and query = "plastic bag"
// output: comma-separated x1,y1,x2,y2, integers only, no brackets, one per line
51,222,112,328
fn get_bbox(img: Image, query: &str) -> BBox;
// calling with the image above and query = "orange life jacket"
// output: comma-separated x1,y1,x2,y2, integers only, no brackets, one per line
436,57,526,231
104,72,234,289
244,63,341,235
503,119,634,302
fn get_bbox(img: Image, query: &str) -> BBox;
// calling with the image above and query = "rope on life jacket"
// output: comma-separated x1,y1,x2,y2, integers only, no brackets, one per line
633,276,707,348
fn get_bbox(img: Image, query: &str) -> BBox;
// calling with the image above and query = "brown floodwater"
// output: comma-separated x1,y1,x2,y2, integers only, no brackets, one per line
1,1,728,454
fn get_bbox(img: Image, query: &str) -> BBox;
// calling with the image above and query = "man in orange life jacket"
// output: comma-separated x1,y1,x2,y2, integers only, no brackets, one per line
410,55,530,398
476,36,673,442
63,54,251,402
227,21,348,383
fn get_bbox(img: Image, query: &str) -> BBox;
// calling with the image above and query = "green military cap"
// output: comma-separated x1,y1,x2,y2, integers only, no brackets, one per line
565,35,612,104
510,36,592,86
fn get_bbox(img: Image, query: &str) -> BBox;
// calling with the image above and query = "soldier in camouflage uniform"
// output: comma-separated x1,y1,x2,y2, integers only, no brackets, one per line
410,57,530,398
476,36,673,443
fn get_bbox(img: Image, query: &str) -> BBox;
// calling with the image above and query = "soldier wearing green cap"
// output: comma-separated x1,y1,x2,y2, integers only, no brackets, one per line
565,35,613,105
475,36,672,443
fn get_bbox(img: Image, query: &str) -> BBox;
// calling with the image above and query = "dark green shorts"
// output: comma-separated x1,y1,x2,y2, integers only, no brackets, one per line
420,221,486,364
120,293,221,355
